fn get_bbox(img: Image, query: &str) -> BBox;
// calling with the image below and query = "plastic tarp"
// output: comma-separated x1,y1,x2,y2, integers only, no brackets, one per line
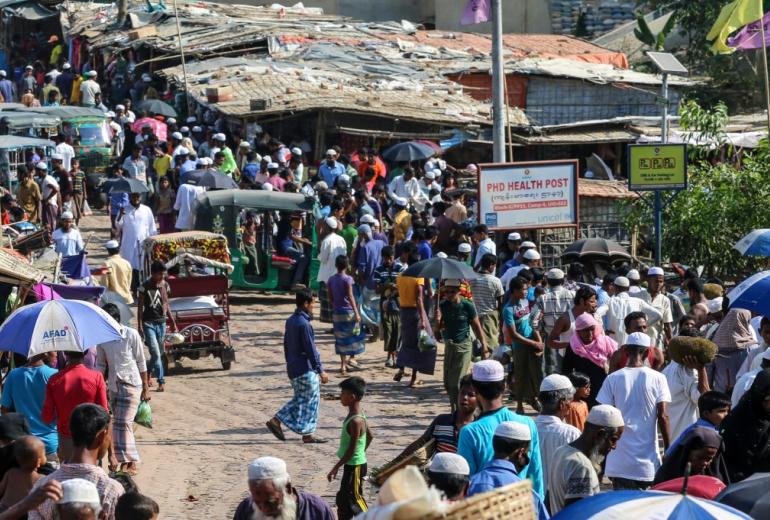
637,130,767,149
0,0,58,20
0,135,55,149
0,112,60,129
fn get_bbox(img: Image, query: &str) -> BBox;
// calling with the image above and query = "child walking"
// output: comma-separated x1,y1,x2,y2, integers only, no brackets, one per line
565,371,591,430
373,246,405,368
0,436,45,511
328,377,373,520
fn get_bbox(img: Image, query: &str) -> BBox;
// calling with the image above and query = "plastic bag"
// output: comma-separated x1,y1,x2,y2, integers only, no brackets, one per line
418,330,437,352
134,400,153,429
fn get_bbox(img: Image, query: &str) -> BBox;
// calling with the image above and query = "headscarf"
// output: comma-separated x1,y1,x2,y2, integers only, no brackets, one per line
720,368,770,482
653,426,729,485
569,312,618,368
712,308,756,352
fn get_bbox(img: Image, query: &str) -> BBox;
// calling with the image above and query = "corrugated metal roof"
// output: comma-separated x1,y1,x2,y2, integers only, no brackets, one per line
514,128,639,145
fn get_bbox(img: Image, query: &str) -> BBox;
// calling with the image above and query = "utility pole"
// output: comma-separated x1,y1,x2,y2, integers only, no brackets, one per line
491,0,506,163
654,72,669,266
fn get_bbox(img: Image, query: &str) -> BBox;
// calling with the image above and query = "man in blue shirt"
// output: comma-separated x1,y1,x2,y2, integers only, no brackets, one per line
0,70,14,103
468,421,549,520
267,290,329,444
0,353,58,458
318,149,345,188
457,360,544,497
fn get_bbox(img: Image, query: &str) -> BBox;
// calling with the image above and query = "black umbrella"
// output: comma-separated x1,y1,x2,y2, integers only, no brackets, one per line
101,177,149,194
184,169,238,190
716,473,770,518
401,257,479,280
561,238,631,261
134,99,177,118
381,141,436,163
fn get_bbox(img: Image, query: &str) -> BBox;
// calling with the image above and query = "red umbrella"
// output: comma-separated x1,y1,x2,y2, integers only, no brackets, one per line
651,475,726,500
414,139,443,155
131,117,167,143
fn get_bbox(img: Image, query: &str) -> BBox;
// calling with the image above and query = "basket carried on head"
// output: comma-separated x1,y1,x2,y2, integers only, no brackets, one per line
420,480,535,520
369,439,436,487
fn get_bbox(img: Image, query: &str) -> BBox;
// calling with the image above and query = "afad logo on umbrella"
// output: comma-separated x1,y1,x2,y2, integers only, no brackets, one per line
42,325,69,341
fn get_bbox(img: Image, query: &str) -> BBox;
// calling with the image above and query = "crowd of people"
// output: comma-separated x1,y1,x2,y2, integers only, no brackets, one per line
1,38,770,520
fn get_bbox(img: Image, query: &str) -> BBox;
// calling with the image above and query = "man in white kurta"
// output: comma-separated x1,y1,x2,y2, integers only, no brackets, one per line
116,192,157,292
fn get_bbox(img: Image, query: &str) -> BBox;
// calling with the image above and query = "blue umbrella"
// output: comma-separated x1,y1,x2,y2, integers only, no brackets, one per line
554,490,751,520
0,299,123,357
734,229,770,256
726,271,770,316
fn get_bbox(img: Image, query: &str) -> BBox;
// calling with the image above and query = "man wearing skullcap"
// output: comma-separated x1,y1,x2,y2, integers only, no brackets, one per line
605,276,662,346
636,266,673,350
467,421,549,519
319,149,345,189
499,248,540,290
233,456,334,520
597,332,671,490
457,360,544,497
548,405,625,513
34,162,60,233
52,211,84,256
535,374,580,488
317,217,347,324
100,240,133,305
530,267,574,376
391,196,411,243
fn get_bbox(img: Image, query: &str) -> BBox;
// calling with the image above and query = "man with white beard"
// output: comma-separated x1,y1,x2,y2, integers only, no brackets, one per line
232,457,334,520
547,405,625,514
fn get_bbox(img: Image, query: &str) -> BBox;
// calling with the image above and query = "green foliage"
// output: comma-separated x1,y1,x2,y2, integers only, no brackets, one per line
573,11,589,38
622,100,769,278
634,14,677,51
678,99,728,160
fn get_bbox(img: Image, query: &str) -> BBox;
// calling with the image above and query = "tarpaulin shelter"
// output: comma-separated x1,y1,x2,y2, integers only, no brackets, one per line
0,0,60,71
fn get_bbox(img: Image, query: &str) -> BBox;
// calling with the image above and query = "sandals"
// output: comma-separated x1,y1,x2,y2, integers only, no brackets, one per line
302,436,328,444
266,420,286,441
393,371,404,382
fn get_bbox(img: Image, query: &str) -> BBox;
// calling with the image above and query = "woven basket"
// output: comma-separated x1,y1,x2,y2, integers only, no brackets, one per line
421,480,535,520
370,439,436,487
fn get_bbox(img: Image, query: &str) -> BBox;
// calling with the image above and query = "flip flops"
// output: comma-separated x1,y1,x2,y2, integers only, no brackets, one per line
266,420,286,441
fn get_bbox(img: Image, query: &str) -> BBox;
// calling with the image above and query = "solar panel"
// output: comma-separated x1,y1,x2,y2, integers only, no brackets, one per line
646,52,688,75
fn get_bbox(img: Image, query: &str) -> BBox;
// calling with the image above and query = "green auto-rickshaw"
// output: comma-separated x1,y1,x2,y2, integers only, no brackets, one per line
193,189,319,292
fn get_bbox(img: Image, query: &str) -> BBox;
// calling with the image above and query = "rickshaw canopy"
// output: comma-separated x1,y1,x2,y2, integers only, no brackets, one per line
21,106,107,120
143,231,230,268
0,135,55,148
0,112,60,130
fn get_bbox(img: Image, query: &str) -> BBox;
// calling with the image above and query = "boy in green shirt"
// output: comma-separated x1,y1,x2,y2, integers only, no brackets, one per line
327,377,373,520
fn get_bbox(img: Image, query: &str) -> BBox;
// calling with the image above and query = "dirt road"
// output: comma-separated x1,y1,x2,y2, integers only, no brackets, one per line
79,212,451,519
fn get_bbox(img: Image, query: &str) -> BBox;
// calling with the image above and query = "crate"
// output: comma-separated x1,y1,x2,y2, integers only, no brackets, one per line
206,86,233,103
128,25,157,41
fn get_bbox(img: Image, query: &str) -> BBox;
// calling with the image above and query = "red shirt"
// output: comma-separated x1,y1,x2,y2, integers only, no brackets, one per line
41,363,108,437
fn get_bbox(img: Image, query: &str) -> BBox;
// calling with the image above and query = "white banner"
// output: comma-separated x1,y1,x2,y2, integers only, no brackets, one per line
478,161,578,230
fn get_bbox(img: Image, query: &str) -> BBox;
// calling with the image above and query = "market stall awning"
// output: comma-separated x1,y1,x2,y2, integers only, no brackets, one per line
0,0,58,20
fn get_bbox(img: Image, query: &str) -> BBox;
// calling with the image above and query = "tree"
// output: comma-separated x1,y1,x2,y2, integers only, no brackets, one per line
573,11,589,38
634,13,677,51
622,101,769,278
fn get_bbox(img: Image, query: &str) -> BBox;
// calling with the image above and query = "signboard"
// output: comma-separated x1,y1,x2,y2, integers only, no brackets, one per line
477,160,579,230
628,144,687,191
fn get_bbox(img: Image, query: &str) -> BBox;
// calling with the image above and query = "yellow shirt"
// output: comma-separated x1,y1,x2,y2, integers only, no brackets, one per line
50,44,63,66
153,154,172,178
393,209,411,243
70,76,83,105
396,276,424,308
100,254,134,304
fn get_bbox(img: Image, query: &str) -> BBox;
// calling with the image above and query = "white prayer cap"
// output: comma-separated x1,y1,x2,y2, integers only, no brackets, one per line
708,297,724,314
466,164,478,171
291,147,303,155
647,266,664,277
507,232,521,241
546,268,564,280
60,211,74,220
50,153,63,161
472,359,504,382
325,149,336,156
523,249,540,260
167,118,177,125
261,183,274,191
105,240,119,249
35,161,47,170
87,70,97,77
105,111,116,118
458,242,472,254
239,141,250,148
444,279,462,288
429,453,470,476
213,133,226,141
25,65,33,70
626,332,651,348
540,374,573,393
520,241,536,249
627,269,641,281
267,162,279,169
248,456,289,481
200,157,213,165
59,478,100,506
587,404,624,428
438,159,447,170
171,132,183,140
62,63,71,69
436,252,448,258
0,70,6,77
186,116,197,124
338,173,351,184
253,153,262,162
314,181,328,191
177,147,189,155
393,196,408,207
192,126,202,132
116,104,125,111
141,73,152,82
359,214,375,225
494,421,531,441
324,217,338,229
358,224,372,238
614,276,630,288
425,170,436,180
180,126,189,133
